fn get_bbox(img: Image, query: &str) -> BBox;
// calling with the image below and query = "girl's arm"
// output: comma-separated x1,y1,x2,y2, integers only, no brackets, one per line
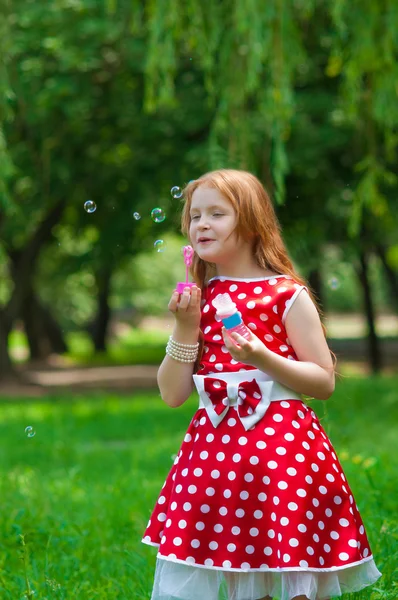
157,324,200,408
254,290,335,399
222,290,335,400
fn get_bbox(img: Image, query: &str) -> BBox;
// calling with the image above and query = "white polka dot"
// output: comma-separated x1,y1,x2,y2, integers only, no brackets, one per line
273,496,280,505
273,325,282,333
200,504,210,513
254,510,263,519
280,345,289,352
318,521,325,530
276,446,286,456
283,553,291,563
221,435,230,444
264,427,275,436
240,491,249,500
253,286,263,294
330,531,339,540
305,475,313,484
319,557,325,566
267,461,278,469
224,489,232,498
209,541,218,550
211,469,220,479
325,508,332,517
359,525,364,535
227,543,236,552
297,410,305,419
292,420,300,429
173,537,182,546
232,453,241,462
204,558,214,566
191,539,200,547
348,539,357,548
236,508,245,518
287,467,297,476
188,485,197,494
313,499,320,507
258,492,267,501
165,519,172,528
216,452,225,461
227,418,236,426
278,481,288,490
281,401,290,408
302,441,310,450
297,489,307,497
288,502,298,511
326,473,335,482
308,431,315,439
317,452,326,461
246,545,255,554
244,473,254,482
206,487,216,496
170,502,177,510
313,534,319,542
311,463,319,472
295,453,305,462
260,313,268,321
246,301,256,309
273,413,283,422
249,528,259,537
267,529,275,538
250,456,260,465
339,518,349,527
184,433,192,442
264,334,273,342
263,547,273,555
280,517,289,526
238,437,248,446
298,524,307,533
307,546,314,555
324,544,331,552
232,526,240,535
200,451,208,460
263,476,271,484
284,433,295,441
271,512,276,521
306,511,314,520
158,495,166,504
363,548,369,557
229,284,238,292
178,519,187,529
339,552,349,561
228,472,236,482
256,441,267,449
299,560,309,567
158,513,167,522
319,486,328,495
181,468,189,476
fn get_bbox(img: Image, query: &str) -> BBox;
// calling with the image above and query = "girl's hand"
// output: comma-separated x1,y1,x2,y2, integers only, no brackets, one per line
221,327,268,368
168,286,201,330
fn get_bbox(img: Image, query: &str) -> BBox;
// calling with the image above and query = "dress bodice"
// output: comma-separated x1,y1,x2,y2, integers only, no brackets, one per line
198,275,308,375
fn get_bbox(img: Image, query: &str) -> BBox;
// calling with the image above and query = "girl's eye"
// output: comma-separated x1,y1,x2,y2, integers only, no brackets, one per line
191,216,200,220
213,213,224,217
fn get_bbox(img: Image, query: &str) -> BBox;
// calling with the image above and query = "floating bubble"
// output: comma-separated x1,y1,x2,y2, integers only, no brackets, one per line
25,426,36,438
133,212,141,220
171,186,183,199
84,200,96,213
328,277,340,290
154,240,166,252
151,208,166,223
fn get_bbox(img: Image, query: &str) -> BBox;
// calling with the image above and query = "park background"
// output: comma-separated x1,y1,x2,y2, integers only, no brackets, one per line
0,1,397,599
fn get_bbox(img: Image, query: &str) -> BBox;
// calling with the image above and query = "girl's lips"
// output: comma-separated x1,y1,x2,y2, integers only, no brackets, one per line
198,239,214,244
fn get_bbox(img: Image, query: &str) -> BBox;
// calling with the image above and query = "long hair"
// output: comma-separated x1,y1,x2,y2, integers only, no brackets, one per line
181,169,337,373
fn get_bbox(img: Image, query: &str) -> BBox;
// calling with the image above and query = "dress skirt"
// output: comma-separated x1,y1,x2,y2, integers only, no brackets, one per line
142,395,381,600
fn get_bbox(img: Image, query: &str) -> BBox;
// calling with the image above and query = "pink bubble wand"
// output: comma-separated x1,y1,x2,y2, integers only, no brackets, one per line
176,246,195,293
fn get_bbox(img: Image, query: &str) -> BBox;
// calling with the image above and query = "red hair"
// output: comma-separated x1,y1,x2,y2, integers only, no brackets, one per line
181,169,337,373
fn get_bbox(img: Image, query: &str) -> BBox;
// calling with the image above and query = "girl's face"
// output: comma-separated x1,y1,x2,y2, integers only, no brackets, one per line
189,187,251,272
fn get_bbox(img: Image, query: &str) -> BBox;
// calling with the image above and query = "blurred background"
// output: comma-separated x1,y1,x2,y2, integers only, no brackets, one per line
0,2,397,598
0,1,397,393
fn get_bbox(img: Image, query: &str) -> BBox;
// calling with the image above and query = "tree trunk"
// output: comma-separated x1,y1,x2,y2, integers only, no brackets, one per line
0,312,16,382
375,243,398,313
357,251,382,373
307,267,325,311
22,291,67,360
91,266,112,352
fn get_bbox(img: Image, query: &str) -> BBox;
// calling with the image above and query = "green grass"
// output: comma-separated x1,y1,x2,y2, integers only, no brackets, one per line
0,377,397,599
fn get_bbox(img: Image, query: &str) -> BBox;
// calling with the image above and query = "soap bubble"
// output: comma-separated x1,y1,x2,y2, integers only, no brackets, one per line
328,277,340,290
151,208,166,223
154,240,166,252
133,212,141,220
25,426,36,438
84,200,96,213
171,186,183,199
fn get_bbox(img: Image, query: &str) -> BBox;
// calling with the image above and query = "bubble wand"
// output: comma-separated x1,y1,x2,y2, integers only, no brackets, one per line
176,246,195,293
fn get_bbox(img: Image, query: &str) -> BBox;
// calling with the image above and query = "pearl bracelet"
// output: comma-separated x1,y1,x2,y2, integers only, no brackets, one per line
166,336,199,363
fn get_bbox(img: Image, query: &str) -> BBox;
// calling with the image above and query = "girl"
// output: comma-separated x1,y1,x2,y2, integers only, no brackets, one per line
142,169,381,600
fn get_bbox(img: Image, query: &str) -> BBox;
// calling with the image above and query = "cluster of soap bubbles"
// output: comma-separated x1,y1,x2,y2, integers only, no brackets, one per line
25,426,35,438
84,183,192,253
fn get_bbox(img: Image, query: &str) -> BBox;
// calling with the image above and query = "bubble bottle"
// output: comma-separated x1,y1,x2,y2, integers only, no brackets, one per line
212,293,251,340
176,246,196,294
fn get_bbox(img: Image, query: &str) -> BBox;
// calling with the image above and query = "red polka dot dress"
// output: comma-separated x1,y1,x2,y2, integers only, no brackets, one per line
142,275,381,600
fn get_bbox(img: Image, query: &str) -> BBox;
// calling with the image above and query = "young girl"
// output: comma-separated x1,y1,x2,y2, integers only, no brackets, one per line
142,169,381,600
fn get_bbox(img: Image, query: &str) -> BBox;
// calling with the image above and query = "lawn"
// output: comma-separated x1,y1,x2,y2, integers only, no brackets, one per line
0,376,397,599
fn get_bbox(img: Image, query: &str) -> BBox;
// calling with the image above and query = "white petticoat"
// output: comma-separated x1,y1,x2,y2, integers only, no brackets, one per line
150,556,381,600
